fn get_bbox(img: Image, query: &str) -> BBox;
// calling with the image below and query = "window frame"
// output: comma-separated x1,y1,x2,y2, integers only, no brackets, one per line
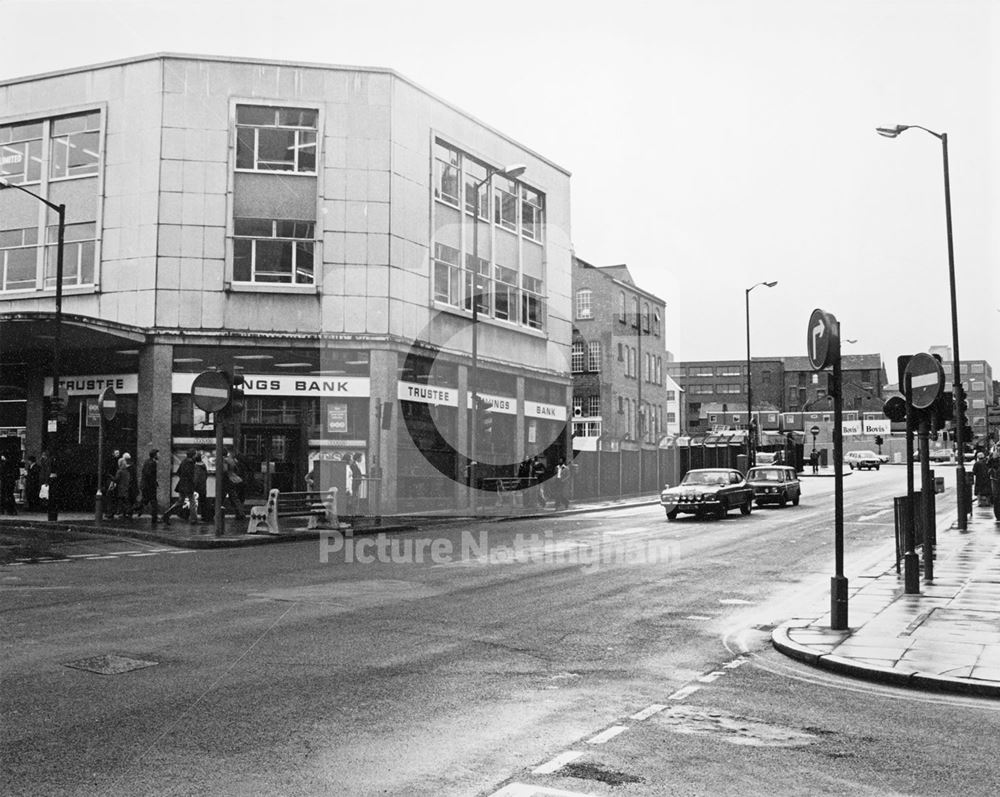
576,288,593,320
232,217,317,285
235,105,318,174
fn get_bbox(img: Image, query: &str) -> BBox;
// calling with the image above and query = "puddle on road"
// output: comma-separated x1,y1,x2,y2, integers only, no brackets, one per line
656,705,817,747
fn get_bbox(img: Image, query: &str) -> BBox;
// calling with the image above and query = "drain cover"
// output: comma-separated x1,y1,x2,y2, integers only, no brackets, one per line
63,654,158,675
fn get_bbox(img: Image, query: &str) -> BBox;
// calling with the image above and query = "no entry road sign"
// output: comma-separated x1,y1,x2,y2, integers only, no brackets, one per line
904,353,944,410
97,386,117,421
191,370,231,413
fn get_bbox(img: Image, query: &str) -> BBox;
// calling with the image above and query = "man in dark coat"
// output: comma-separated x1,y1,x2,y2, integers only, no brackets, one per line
162,449,196,524
135,449,160,523
24,455,41,511
0,454,19,515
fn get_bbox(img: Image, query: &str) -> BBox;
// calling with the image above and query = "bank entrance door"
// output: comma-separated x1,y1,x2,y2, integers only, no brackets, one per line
239,427,302,498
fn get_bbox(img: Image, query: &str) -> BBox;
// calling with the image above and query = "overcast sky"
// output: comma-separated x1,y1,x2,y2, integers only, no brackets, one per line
2,0,997,377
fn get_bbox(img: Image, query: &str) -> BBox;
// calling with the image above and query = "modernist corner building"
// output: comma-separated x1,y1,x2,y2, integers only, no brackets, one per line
0,53,574,512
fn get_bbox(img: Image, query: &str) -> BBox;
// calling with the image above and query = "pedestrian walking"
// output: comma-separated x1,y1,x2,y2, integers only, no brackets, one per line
809,449,819,474
24,455,41,511
162,449,196,524
550,457,570,510
107,453,134,518
973,452,991,507
221,449,246,520
0,454,19,515
987,452,1000,522
531,456,548,507
193,452,210,522
349,453,364,515
134,449,160,523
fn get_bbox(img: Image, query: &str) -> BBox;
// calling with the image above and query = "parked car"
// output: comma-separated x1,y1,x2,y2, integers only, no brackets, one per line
746,465,801,507
845,450,881,470
659,468,754,521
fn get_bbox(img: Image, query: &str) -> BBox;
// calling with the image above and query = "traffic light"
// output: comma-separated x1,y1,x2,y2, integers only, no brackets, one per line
883,396,907,423
874,435,884,447
931,390,953,432
475,396,493,443
954,384,968,421
47,396,64,419
229,371,246,414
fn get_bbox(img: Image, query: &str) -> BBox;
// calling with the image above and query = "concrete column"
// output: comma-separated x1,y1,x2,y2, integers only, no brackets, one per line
24,370,45,459
368,348,398,514
457,362,470,508
137,341,173,507
515,376,526,465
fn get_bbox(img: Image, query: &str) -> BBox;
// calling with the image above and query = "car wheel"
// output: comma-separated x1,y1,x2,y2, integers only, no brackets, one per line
875,464,880,470
779,492,788,507
849,463,855,470
740,497,752,515
666,508,678,521
792,493,800,506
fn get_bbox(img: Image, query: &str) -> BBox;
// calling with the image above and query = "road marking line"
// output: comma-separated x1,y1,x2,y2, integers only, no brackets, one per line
723,657,747,669
668,685,701,700
490,783,595,796
532,750,584,775
630,703,668,721
859,508,892,521
88,555,121,560
67,553,100,558
698,671,726,683
719,598,753,605
587,725,628,744
685,614,712,620
127,553,158,557
167,550,196,554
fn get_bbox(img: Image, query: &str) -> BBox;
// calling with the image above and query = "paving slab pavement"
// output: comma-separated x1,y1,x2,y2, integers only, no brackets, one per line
773,502,1000,697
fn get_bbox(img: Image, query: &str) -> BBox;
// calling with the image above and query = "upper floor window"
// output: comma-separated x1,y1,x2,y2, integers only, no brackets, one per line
666,390,676,401
588,341,602,371
0,121,43,184
435,141,461,206
587,395,601,417
618,291,626,322
45,222,96,288
571,341,585,373
0,227,39,291
521,275,544,330
50,112,101,179
236,106,317,173
576,289,593,319
632,296,640,327
494,175,518,231
521,186,543,241
233,217,315,284
643,302,650,332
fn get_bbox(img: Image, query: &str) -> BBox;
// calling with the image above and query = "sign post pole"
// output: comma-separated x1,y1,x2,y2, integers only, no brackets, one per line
903,376,920,593
190,371,232,538
93,387,118,524
807,308,847,630
215,413,225,537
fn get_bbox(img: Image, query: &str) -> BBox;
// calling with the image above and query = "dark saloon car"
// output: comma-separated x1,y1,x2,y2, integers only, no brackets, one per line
659,468,754,521
746,465,801,507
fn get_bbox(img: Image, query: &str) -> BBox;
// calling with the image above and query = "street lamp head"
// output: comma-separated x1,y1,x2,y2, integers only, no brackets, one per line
499,163,527,180
0,178,11,190
764,280,778,288
876,125,909,138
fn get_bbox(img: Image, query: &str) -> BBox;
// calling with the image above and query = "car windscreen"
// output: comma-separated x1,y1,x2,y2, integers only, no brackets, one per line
682,471,729,486
748,469,782,481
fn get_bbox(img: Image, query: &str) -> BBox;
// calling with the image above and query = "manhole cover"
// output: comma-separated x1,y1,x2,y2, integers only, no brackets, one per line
63,654,158,675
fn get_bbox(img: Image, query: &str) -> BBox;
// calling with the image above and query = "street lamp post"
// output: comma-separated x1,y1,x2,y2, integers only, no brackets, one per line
0,179,65,520
745,281,777,468
467,163,526,510
877,124,969,530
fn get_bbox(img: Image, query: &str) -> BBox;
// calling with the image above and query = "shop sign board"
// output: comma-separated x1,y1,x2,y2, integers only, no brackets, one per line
397,381,458,407
842,420,861,436
524,400,568,421
44,374,137,396
466,392,517,415
173,373,371,397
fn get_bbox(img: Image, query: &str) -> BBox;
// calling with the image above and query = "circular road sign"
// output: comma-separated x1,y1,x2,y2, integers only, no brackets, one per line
97,386,118,421
806,308,840,371
191,370,231,413
904,353,944,410
810,425,821,436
